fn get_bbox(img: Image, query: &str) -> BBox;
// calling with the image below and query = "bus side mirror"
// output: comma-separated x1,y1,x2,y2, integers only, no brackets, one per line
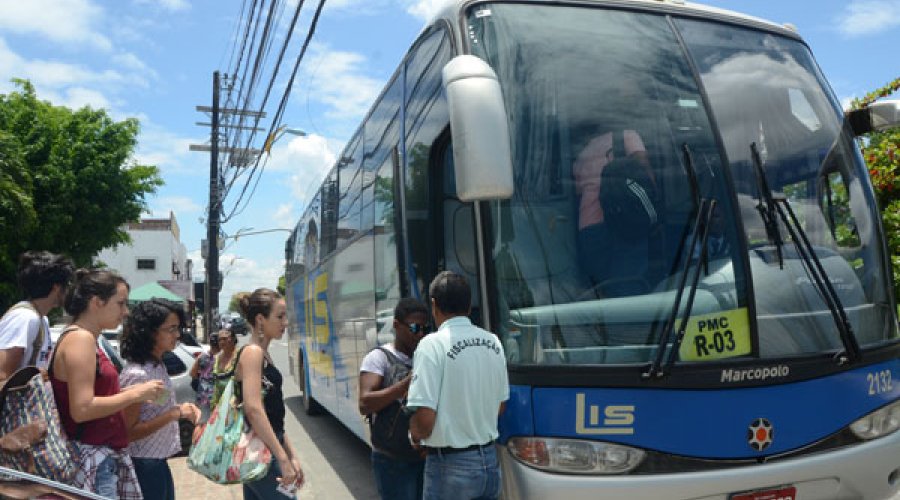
442,55,514,201
846,99,900,136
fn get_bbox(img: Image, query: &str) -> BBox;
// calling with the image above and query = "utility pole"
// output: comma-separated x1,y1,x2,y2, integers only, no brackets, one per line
205,71,221,342
190,72,266,342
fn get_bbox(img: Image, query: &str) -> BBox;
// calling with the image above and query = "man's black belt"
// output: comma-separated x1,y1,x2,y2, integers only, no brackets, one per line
428,441,495,455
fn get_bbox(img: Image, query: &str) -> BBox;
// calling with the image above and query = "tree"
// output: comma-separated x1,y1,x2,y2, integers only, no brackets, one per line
0,80,162,310
277,275,286,296
228,292,249,313
850,77,900,298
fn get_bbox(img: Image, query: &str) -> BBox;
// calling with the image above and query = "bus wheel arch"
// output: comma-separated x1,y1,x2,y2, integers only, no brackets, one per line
298,348,322,415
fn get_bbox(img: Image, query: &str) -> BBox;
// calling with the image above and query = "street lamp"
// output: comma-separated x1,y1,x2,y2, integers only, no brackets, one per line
262,125,306,155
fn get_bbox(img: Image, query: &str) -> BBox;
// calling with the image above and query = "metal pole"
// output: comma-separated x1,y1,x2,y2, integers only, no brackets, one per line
205,71,220,342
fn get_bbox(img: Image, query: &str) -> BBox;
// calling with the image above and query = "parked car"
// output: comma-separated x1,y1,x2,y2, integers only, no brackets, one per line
100,325,122,354
230,316,249,336
50,325,123,373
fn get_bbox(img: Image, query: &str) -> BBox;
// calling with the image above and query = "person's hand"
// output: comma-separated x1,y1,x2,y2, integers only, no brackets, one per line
290,457,304,487
131,380,165,403
276,456,300,491
178,403,200,424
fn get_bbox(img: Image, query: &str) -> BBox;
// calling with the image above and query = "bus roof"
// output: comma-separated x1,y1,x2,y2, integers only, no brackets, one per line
426,0,799,39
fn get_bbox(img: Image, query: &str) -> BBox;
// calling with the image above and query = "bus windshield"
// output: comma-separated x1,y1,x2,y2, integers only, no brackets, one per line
466,3,898,368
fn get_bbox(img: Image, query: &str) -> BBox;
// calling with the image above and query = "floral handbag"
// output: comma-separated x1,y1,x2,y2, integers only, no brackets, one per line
187,353,272,484
0,367,79,483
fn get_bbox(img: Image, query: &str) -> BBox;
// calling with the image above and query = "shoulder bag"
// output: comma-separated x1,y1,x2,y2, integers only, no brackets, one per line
0,366,79,483
187,347,272,484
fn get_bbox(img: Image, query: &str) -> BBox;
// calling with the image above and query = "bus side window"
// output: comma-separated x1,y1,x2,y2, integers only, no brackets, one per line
403,27,453,299
337,135,363,249
320,170,339,258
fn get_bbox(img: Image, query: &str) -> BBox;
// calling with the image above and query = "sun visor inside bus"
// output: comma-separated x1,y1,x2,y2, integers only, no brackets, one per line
442,55,515,201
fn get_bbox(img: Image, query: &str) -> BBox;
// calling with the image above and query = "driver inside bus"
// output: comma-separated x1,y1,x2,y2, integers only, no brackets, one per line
573,126,655,296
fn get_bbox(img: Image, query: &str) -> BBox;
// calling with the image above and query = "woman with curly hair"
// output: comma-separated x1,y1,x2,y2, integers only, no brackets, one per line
119,298,200,499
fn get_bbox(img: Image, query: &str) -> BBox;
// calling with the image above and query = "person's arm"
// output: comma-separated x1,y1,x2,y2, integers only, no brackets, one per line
63,330,163,423
406,339,442,443
359,372,411,415
190,355,202,379
409,407,437,442
624,130,654,181
124,402,178,441
237,346,298,486
124,401,199,441
0,348,25,381
282,437,305,488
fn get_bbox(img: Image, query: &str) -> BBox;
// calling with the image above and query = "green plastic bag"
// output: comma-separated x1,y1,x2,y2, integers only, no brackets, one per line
187,376,272,484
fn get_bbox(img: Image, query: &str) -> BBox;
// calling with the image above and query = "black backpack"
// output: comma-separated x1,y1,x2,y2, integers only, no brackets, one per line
367,347,421,461
599,132,658,241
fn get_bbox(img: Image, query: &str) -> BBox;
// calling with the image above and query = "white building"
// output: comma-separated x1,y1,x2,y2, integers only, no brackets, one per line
96,212,192,290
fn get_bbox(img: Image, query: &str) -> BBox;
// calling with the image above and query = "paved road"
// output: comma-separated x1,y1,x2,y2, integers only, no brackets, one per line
172,336,378,499
174,333,900,500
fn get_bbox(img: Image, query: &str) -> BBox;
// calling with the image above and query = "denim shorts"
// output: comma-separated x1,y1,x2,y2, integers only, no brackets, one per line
93,454,118,499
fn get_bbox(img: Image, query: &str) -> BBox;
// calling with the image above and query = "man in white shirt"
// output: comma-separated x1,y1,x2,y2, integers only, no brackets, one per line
407,271,509,500
0,251,74,381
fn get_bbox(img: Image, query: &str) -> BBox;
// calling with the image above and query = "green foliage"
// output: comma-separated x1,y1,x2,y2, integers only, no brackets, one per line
0,80,162,310
228,292,249,312
851,77,900,298
277,275,286,296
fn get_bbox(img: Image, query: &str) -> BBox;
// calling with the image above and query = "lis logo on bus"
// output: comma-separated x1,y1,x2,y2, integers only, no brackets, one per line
747,418,774,451
574,393,635,435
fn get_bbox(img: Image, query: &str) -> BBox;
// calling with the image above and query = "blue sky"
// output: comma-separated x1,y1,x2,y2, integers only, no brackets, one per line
0,0,898,305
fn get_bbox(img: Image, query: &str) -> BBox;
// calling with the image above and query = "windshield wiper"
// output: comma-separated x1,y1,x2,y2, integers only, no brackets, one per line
750,142,784,269
774,197,862,364
749,143,861,364
645,199,715,378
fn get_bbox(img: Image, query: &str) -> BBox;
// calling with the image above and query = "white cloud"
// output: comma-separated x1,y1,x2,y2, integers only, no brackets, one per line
404,0,445,21
273,203,297,230
301,45,383,120
263,133,336,208
218,254,283,306
150,196,203,217
0,0,111,50
0,38,149,104
134,0,190,12
58,87,113,110
134,123,205,176
837,0,900,36
112,51,159,81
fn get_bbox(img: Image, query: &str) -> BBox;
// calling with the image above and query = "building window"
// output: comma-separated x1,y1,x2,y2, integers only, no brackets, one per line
137,258,156,270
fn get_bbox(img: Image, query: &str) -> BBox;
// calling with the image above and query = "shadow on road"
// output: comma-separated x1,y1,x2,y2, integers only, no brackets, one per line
285,395,378,500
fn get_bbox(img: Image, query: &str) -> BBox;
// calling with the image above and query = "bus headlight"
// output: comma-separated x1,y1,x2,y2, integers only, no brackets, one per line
507,437,645,474
849,400,900,440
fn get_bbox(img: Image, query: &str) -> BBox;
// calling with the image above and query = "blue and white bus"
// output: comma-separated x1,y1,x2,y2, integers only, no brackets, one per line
283,0,900,498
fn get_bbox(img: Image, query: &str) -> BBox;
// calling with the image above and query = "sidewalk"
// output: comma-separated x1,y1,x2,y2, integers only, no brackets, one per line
169,456,243,499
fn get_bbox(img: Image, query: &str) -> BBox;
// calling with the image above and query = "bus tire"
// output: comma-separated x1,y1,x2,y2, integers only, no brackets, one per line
299,350,322,415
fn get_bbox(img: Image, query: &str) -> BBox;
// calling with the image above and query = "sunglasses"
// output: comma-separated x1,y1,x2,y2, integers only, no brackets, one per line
406,323,430,335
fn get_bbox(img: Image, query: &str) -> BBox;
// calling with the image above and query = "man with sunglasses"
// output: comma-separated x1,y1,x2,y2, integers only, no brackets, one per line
359,297,430,500
407,271,509,500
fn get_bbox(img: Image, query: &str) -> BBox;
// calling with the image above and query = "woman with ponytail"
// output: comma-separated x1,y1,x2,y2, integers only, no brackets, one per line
233,288,304,499
50,269,165,499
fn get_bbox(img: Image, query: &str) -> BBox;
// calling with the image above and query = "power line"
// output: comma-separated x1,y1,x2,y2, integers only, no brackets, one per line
225,0,328,221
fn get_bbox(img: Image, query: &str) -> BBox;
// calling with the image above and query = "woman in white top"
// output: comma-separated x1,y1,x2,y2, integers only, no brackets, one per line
120,298,200,499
